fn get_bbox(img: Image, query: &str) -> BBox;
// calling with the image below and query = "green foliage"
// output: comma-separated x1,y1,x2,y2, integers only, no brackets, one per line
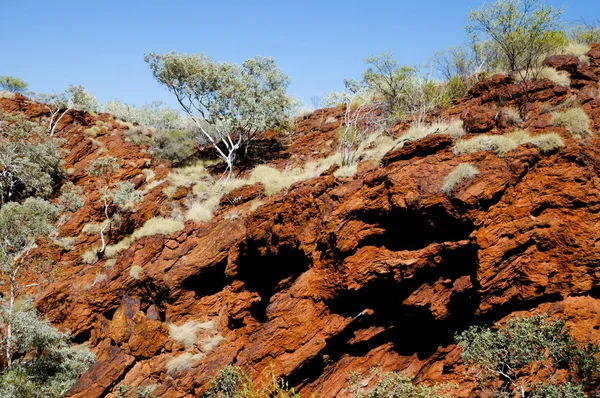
145,52,295,176
569,20,600,45
0,198,58,264
456,314,600,397
0,76,28,94
467,0,564,75
347,369,452,398
0,113,64,203
104,100,197,136
347,53,414,116
59,182,84,213
150,129,196,164
114,384,155,398
111,181,143,212
202,365,300,398
0,300,95,398
86,156,119,180
65,84,99,113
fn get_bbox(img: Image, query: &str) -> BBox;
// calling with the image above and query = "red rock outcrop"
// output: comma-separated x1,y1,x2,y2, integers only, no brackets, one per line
2,45,600,397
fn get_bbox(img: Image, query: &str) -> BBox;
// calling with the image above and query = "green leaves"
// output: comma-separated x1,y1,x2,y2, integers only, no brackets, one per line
456,314,600,397
0,76,28,95
0,198,59,263
0,300,95,398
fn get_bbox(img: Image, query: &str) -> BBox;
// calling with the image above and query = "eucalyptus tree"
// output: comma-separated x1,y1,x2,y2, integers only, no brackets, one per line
145,52,295,178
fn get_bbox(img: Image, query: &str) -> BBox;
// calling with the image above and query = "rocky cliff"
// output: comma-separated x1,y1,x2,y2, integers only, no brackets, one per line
2,45,600,397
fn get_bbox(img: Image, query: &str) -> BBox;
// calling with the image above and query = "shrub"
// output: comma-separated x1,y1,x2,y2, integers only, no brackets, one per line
456,314,600,397
150,129,196,164
0,76,28,94
0,112,64,203
550,107,593,139
0,300,95,397
467,0,565,113
114,384,155,398
202,365,300,398
453,130,564,156
441,163,479,194
569,21,600,45
467,0,564,73
104,100,196,134
59,182,84,212
347,370,452,398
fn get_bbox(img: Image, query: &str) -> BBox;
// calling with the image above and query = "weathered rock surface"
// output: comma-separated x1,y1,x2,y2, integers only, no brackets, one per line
2,45,600,397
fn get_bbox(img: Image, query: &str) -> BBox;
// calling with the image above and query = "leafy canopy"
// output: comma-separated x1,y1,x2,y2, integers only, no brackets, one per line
145,52,294,138
466,0,565,73
0,76,28,94
456,314,600,397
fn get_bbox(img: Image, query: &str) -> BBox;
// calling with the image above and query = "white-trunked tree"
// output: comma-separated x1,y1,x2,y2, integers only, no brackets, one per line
145,52,295,179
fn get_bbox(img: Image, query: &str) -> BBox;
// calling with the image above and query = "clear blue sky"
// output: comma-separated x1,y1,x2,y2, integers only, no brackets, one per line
1,0,598,109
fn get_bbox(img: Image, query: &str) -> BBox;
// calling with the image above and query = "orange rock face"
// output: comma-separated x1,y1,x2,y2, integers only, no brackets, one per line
2,46,600,397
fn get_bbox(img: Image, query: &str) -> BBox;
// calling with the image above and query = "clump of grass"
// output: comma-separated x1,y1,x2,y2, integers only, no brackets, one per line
550,107,593,139
104,237,132,259
84,126,103,137
249,200,263,213
559,42,591,62
168,162,212,187
514,67,570,86
131,217,184,240
324,116,337,124
453,130,564,156
81,249,98,264
333,164,358,178
82,222,102,235
185,197,220,223
166,353,204,374
501,107,522,126
402,120,466,142
441,163,479,194
168,321,217,348
537,67,570,87
0,91,16,99
295,106,314,118
129,265,143,279
92,273,107,286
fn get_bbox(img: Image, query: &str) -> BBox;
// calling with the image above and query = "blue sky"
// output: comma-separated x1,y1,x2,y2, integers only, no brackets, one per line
1,0,598,109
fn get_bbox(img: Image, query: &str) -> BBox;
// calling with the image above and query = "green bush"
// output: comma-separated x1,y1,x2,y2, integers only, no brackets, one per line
456,314,600,397
347,369,452,398
202,365,300,398
0,76,28,94
569,21,600,45
150,129,196,164
0,112,64,203
0,300,95,398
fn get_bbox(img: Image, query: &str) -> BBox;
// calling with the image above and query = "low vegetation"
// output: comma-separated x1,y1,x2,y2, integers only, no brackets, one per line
453,130,564,156
457,314,600,397
550,107,593,139
441,163,479,194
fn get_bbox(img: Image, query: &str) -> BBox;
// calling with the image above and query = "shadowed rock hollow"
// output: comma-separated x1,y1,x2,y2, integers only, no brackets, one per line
2,45,600,397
